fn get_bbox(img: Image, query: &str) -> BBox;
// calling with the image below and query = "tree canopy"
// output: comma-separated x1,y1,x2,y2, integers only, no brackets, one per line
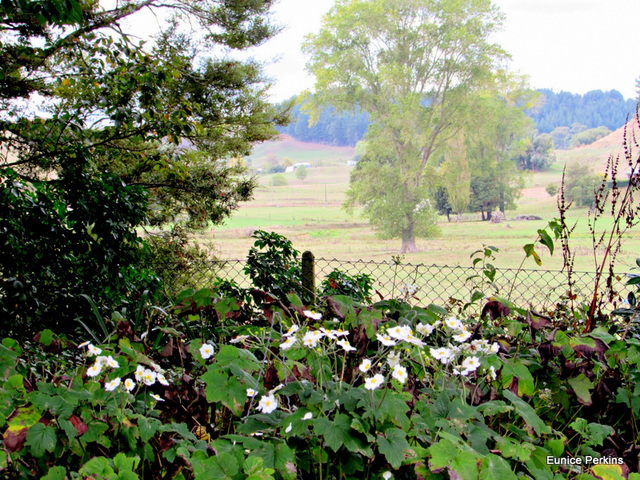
304,0,509,252
0,0,286,335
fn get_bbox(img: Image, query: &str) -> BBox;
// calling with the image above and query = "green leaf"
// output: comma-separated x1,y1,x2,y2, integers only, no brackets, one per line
25,423,57,457
567,374,594,406
137,416,161,442
503,390,551,436
274,443,297,480
42,466,67,480
113,453,140,473
377,428,410,469
590,464,626,480
314,414,351,451
479,454,517,479
80,456,114,476
537,229,554,255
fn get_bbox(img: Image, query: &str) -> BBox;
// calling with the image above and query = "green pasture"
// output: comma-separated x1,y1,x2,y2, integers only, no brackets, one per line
202,139,640,280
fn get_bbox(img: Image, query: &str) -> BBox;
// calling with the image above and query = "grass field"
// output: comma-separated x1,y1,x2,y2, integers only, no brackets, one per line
199,124,640,280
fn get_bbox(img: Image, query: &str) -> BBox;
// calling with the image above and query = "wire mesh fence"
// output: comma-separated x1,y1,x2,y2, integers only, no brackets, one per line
163,255,630,313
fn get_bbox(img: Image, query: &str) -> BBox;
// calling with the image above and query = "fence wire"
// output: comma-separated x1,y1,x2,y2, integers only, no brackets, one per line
163,256,629,313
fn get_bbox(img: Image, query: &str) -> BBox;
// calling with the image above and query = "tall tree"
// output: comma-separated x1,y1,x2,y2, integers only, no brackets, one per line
304,0,506,252
0,0,285,335
465,75,533,219
441,134,470,221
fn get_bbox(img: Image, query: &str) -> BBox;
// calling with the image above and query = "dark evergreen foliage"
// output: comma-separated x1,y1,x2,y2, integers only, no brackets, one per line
529,89,636,133
282,89,636,146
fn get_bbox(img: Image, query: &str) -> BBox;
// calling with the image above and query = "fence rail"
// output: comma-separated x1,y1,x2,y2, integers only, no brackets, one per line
165,255,629,312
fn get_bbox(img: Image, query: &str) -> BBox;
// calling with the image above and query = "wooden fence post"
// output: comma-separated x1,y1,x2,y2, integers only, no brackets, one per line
301,251,315,303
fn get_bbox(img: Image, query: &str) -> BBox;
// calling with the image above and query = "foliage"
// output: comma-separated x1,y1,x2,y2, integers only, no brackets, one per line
4,288,640,479
295,165,308,183
320,269,373,303
546,183,559,197
270,174,289,187
530,89,635,134
0,0,286,336
277,100,369,147
244,230,310,305
517,133,556,171
563,164,602,208
570,126,612,148
304,0,507,253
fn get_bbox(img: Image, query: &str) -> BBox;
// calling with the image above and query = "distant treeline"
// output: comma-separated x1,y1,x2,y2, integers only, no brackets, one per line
529,89,637,134
279,89,637,147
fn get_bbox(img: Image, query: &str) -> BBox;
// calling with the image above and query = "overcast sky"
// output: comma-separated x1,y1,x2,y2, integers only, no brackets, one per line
247,0,640,102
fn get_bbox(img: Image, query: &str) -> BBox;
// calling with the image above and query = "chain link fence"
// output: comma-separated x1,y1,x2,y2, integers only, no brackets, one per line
163,255,629,313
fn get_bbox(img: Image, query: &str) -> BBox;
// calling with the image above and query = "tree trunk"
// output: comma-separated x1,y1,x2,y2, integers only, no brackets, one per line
400,221,418,253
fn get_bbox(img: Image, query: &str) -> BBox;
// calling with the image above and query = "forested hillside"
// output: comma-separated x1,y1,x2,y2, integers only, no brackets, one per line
529,89,636,133
279,89,637,147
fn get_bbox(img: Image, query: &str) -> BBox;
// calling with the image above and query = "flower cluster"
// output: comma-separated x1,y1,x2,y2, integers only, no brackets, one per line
79,342,170,398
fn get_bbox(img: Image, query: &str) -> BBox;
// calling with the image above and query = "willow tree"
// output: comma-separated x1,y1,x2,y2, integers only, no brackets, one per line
304,0,506,252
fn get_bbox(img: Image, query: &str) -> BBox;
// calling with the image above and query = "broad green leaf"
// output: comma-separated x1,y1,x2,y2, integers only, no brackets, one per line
274,443,297,480
25,423,56,457
479,454,517,480
537,229,554,255
590,464,626,480
113,453,140,472
42,466,67,480
79,456,114,476
503,390,551,435
314,414,351,451
377,428,410,469
568,374,594,406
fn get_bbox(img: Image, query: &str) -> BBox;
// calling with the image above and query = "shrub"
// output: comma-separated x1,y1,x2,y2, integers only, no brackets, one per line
270,174,288,186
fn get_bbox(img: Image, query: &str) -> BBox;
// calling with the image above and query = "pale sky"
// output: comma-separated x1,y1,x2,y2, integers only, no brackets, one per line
247,0,640,102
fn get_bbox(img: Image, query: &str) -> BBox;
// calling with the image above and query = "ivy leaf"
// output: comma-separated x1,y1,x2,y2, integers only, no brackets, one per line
25,423,57,457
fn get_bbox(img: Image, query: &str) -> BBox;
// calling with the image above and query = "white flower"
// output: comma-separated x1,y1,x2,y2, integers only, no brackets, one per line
302,412,313,420
303,310,322,320
78,341,91,349
490,342,500,353
280,336,297,350
105,377,121,391
319,327,336,340
405,332,426,347
383,472,393,480
302,331,320,348
257,394,278,414
376,333,397,346
452,328,472,343
105,356,119,368
392,364,408,384
445,317,464,331
157,373,169,386
461,356,481,373
388,325,412,341
364,374,385,390
416,323,435,336
285,423,292,433
247,388,258,397
150,393,164,402
134,365,145,382
430,347,454,364
124,378,136,392
488,366,497,380
387,351,401,368
283,325,299,337
358,359,372,373
87,344,102,356
200,343,215,360
401,283,418,296
230,335,250,344
333,329,349,337
87,363,102,377
141,368,157,386
336,339,356,352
